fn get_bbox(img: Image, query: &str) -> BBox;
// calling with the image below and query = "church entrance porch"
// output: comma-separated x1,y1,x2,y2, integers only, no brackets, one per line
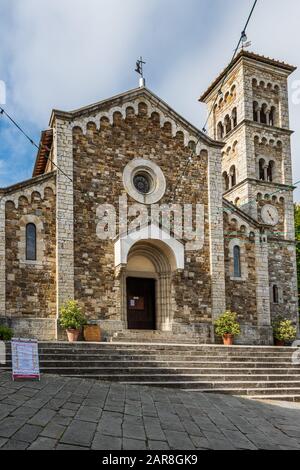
127,277,156,330
115,223,185,335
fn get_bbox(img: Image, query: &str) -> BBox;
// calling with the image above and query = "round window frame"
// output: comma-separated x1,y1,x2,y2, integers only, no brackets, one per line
123,158,166,204
133,171,154,195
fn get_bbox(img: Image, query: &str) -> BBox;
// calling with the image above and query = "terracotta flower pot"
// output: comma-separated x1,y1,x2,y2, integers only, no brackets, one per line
223,334,234,346
66,329,80,343
84,325,101,343
274,339,285,347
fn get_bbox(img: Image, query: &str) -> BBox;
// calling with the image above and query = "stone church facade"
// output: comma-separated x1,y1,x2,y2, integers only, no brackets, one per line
0,51,298,344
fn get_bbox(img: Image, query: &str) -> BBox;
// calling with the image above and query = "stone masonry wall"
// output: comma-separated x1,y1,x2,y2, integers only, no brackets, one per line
223,215,258,325
268,240,299,325
5,183,56,318
72,102,214,331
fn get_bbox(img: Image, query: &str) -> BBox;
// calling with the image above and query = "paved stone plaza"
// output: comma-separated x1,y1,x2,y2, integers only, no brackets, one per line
0,373,300,450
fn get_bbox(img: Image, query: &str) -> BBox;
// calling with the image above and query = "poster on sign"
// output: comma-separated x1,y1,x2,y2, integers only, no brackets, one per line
11,339,40,381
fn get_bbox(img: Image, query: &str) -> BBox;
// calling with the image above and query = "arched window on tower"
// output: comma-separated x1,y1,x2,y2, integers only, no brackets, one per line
269,106,276,126
224,115,232,134
267,161,274,182
26,223,37,261
232,107,237,128
230,166,236,187
222,172,229,192
259,159,266,181
217,122,224,140
253,102,259,122
233,246,241,278
273,285,279,304
260,104,268,124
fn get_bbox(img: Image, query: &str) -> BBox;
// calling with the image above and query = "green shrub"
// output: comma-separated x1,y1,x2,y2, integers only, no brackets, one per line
214,311,241,338
0,325,14,341
273,319,297,343
58,300,87,331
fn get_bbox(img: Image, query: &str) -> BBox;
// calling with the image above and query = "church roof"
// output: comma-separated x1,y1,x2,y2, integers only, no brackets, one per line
33,86,224,177
223,198,262,229
199,50,297,102
32,129,53,177
0,170,55,195
49,86,223,148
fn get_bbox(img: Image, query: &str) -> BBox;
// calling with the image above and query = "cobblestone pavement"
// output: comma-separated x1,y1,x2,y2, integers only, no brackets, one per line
0,372,300,450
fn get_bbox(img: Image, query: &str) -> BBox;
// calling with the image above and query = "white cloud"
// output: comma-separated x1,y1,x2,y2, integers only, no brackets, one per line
0,0,300,199
0,0,163,123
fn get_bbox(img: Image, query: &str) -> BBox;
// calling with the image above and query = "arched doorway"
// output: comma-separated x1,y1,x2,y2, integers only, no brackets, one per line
120,240,176,332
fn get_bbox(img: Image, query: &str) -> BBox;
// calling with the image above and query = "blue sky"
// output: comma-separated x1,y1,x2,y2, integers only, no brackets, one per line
0,0,300,198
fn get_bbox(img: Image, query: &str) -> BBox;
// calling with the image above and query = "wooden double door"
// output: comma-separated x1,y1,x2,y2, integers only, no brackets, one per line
127,277,156,330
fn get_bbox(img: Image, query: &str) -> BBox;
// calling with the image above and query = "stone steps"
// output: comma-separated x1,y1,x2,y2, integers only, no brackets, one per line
2,341,300,401
111,331,201,344
4,362,300,373
37,341,294,351
3,353,296,361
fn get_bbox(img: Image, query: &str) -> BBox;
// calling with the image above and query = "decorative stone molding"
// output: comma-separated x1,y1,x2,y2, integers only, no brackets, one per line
71,97,204,155
4,183,56,208
114,223,185,271
251,77,281,92
223,207,254,238
253,134,282,147
123,158,166,205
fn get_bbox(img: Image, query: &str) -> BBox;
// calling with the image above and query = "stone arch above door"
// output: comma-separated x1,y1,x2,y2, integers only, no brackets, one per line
114,223,185,271
118,238,181,332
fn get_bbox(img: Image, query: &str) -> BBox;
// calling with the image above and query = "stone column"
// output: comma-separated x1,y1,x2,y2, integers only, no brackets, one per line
208,147,226,323
53,119,74,338
256,107,261,123
263,165,268,182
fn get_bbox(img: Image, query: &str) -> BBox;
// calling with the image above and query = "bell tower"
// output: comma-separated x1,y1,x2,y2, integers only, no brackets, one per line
199,50,296,241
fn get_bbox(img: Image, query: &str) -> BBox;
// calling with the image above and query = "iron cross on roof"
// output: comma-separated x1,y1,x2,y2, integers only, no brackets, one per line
135,57,146,78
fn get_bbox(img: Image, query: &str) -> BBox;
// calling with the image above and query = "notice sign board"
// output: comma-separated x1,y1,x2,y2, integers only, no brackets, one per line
11,339,40,381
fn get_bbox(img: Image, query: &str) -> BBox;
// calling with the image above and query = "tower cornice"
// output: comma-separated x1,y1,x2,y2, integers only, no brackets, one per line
199,50,296,103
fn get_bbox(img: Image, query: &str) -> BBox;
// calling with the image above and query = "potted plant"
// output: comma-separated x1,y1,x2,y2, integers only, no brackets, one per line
0,325,13,341
83,323,102,343
214,311,241,346
58,300,87,343
273,319,297,346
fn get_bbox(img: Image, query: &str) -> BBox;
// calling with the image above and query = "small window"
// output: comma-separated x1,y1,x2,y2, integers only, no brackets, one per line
223,172,229,192
217,122,224,140
232,108,237,127
233,245,241,278
253,102,259,122
230,166,237,188
26,223,37,261
273,285,279,304
260,104,268,124
259,159,266,181
267,161,274,182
